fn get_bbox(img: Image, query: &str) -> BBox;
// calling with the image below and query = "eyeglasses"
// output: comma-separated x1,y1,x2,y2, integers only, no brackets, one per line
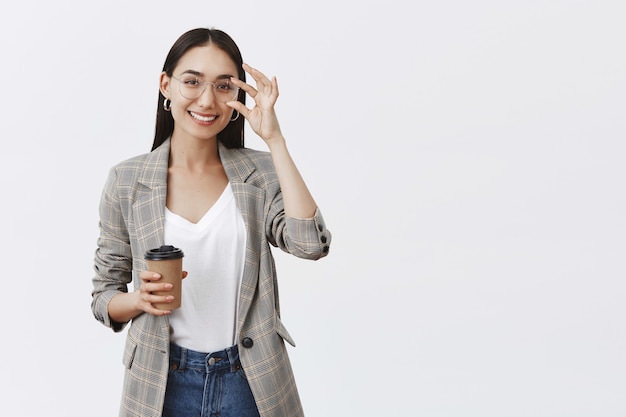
171,75,240,102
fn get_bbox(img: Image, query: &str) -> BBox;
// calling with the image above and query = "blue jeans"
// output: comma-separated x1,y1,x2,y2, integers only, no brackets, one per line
162,343,260,417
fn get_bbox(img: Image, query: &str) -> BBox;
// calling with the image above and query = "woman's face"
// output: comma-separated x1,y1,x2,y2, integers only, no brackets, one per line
161,44,239,143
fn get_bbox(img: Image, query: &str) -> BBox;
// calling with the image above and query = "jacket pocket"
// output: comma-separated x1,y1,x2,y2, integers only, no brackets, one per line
122,337,138,369
275,317,296,347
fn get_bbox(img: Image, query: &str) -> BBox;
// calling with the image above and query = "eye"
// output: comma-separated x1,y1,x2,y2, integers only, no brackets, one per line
215,81,233,92
182,77,201,86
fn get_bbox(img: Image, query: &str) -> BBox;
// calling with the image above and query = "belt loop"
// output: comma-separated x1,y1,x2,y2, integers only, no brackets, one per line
226,345,239,373
178,345,187,372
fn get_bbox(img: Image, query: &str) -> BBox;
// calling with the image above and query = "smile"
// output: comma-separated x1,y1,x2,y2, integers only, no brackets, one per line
189,111,217,122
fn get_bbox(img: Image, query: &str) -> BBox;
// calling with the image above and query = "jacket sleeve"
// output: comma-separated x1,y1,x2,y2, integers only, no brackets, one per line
266,187,331,260
91,166,133,332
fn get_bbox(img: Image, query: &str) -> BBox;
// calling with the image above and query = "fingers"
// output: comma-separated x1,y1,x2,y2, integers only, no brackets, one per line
243,63,273,87
230,76,257,98
138,270,180,315
226,99,248,118
231,63,279,99
139,271,170,293
141,294,174,316
242,63,266,84
139,270,161,280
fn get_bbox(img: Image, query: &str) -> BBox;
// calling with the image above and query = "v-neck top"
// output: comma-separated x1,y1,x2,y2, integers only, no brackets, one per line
164,183,247,352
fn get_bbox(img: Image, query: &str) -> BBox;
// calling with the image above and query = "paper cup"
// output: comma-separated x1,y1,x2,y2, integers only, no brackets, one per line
144,245,184,310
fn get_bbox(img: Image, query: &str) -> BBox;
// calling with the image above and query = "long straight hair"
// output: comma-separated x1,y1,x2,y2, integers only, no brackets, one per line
151,28,246,151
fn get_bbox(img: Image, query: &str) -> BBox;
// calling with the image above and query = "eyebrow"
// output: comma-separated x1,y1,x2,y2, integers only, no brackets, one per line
180,70,235,79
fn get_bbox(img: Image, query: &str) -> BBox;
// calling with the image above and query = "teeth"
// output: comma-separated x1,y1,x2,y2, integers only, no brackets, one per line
190,112,216,122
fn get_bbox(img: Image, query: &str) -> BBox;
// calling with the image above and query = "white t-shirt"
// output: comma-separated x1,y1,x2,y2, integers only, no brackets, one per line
164,183,247,353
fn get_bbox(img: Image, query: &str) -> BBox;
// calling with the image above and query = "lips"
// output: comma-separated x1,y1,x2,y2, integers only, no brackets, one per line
189,111,217,123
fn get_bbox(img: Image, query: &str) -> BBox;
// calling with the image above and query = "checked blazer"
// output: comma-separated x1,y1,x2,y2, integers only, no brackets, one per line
91,138,331,417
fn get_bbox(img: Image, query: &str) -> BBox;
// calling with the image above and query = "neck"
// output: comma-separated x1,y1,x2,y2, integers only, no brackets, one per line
169,134,221,171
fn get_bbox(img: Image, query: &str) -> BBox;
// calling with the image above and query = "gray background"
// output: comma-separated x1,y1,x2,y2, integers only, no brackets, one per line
1,0,624,415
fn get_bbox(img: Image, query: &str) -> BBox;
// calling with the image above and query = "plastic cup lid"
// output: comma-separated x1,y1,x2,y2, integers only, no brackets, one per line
144,245,184,260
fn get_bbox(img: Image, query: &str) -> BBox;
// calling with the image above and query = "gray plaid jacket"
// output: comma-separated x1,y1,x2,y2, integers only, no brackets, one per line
91,139,331,417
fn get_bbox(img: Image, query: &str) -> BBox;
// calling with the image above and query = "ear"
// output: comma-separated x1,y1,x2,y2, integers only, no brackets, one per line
159,72,171,98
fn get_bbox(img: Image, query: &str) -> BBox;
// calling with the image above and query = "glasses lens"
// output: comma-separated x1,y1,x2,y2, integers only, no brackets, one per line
213,80,239,102
178,76,203,99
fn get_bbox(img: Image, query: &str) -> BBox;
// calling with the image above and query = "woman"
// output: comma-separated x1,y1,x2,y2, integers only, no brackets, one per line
91,28,331,417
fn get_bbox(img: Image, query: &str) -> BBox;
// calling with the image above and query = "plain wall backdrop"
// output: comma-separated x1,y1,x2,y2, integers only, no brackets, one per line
1,0,624,415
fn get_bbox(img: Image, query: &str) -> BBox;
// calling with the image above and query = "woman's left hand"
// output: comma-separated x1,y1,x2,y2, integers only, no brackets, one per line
228,63,284,144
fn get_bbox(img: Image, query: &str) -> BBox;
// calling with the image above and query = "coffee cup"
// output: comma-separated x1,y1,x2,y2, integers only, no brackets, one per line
144,245,184,310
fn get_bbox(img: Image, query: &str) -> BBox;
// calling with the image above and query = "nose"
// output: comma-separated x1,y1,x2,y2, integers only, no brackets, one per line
196,83,216,106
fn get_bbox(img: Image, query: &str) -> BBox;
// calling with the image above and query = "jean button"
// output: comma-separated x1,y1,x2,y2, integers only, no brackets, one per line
208,357,216,366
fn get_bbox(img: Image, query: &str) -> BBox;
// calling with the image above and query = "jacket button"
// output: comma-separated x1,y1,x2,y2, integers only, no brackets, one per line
320,235,327,243
318,224,324,232
323,246,329,253
242,337,254,348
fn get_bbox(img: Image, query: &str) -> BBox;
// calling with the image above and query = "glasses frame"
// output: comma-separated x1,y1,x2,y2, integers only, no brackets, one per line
171,75,240,102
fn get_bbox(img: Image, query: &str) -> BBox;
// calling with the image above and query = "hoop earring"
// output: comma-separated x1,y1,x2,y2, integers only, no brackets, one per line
230,110,239,122
163,98,171,112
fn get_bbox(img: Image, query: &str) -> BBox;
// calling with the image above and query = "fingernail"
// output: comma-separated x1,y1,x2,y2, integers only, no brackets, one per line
164,284,173,289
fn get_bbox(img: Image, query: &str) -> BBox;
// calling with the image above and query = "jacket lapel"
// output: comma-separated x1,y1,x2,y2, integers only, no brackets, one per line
131,141,171,338
219,144,264,333
132,141,170,256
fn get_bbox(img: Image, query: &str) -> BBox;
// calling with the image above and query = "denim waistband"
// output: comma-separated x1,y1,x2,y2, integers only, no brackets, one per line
169,343,242,373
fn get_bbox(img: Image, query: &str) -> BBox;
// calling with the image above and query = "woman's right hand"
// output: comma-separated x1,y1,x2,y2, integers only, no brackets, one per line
108,270,188,323
136,270,188,316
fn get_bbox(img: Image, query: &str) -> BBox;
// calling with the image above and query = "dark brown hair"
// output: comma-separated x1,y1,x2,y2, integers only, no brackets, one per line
152,28,246,151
